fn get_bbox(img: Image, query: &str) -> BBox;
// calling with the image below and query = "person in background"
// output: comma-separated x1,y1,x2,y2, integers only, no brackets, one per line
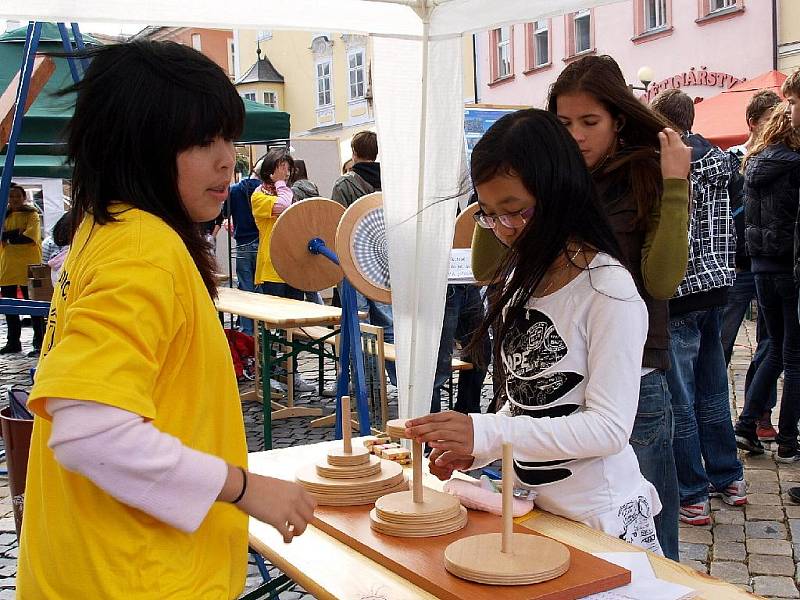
650,89,742,526
342,158,354,175
0,183,44,356
735,97,800,461
225,159,263,336
721,90,781,443
41,211,72,287
290,159,325,304
16,41,315,599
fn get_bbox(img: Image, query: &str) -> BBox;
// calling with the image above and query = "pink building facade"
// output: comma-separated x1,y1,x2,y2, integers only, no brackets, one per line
475,0,773,109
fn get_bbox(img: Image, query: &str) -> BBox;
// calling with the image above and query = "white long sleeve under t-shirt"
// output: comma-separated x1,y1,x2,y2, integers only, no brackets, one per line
471,253,662,546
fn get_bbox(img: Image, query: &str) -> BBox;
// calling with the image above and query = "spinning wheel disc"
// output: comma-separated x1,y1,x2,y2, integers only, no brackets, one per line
336,193,392,304
453,203,479,250
270,198,345,292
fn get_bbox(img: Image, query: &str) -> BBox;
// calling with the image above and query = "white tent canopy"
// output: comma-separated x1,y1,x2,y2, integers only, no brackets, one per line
1,0,620,421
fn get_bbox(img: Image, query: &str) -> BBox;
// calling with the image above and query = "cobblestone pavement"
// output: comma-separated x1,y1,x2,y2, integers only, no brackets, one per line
0,317,796,598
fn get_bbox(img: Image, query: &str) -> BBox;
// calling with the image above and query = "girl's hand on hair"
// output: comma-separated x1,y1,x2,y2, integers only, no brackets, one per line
221,467,316,543
658,128,691,180
428,447,475,481
405,411,474,455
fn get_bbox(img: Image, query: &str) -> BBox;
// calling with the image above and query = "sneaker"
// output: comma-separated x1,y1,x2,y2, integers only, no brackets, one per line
0,344,21,354
788,487,800,504
776,445,800,463
735,427,765,454
680,499,711,525
293,375,315,393
756,418,778,442
709,479,747,506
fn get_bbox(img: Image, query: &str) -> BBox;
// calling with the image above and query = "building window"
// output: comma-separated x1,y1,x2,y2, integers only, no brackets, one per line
227,38,235,77
525,19,550,70
348,49,366,100
565,9,595,58
709,0,735,11
489,26,514,82
316,60,332,107
242,92,256,102
574,10,591,53
698,0,743,21
644,0,668,30
191,33,201,51
263,91,278,109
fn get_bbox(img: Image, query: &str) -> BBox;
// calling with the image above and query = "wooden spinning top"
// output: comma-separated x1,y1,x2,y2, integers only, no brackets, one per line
369,419,468,538
296,397,407,506
444,444,571,585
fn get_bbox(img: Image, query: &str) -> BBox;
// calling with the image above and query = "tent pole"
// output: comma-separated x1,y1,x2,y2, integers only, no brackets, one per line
0,21,43,234
403,2,430,419
56,23,81,84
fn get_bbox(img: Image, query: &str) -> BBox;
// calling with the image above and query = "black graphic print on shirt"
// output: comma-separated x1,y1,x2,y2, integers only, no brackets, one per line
502,307,585,487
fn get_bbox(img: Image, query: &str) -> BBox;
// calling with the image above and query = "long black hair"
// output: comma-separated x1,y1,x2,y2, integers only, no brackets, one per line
547,55,668,228
59,41,244,296
468,109,624,390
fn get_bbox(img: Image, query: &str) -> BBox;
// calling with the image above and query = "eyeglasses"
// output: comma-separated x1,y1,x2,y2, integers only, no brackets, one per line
473,207,534,230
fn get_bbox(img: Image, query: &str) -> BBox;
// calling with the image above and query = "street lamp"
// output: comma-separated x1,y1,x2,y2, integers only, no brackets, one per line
630,65,654,92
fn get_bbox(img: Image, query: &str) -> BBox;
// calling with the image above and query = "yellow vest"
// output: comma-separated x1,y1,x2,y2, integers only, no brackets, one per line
251,188,283,284
18,206,248,599
0,209,41,286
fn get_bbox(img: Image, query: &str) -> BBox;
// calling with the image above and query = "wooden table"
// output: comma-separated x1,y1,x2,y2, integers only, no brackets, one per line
247,440,761,600
215,287,346,449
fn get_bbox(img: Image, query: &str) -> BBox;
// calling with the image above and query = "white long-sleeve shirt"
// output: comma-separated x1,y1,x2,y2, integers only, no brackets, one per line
471,253,661,534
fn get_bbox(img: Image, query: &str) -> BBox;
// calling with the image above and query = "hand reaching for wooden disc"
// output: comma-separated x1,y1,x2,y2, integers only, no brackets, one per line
428,448,475,481
405,411,474,455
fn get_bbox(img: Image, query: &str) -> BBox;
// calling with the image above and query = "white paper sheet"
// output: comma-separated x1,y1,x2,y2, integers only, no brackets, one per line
580,552,697,600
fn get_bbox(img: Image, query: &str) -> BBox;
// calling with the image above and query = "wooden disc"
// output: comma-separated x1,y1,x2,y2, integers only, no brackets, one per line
453,203,479,249
385,418,408,440
296,459,404,495
370,505,468,538
309,479,409,506
335,192,392,304
316,455,382,479
374,489,462,524
444,533,570,586
270,198,345,292
327,445,370,466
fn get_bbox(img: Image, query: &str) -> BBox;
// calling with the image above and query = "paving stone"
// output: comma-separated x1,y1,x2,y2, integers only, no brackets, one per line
747,505,785,521
713,524,745,543
709,561,749,584
748,493,783,506
748,481,781,494
779,469,800,483
748,469,780,482
747,538,793,556
714,510,745,525
750,554,796,577
0,588,14,599
710,497,744,511
789,519,800,542
678,542,709,562
753,575,800,598
678,527,712,545
0,577,15,590
679,559,707,573
712,541,746,561
786,505,800,519
745,520,787,539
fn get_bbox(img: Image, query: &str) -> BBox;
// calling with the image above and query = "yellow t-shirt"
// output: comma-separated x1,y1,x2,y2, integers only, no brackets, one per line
17,206,248,599
251,188,283,284
0,209,41,286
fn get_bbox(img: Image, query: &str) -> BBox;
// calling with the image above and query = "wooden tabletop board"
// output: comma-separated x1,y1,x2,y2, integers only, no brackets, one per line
215,287,345,327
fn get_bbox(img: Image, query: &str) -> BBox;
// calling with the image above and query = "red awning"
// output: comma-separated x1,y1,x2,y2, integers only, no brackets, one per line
692,70,787,150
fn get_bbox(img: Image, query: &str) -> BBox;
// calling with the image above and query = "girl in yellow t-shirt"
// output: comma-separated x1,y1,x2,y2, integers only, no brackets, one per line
0,183,43,355
17,41,315,600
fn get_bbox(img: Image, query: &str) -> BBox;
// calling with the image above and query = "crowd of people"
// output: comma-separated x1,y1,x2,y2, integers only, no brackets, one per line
3,36,800,597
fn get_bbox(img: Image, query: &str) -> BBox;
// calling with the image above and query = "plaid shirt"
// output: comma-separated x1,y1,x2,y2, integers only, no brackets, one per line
673,141,736,298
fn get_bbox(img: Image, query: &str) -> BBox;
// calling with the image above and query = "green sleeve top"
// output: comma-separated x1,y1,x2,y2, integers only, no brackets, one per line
470,178,689,300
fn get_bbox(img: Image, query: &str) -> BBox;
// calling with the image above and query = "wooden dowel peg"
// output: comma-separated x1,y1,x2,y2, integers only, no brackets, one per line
342,395,352,454
501,442,513,554
412,439,423,503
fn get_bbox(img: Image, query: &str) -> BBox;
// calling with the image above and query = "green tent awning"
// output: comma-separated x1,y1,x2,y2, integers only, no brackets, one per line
0,23,290,177
0,154,70,178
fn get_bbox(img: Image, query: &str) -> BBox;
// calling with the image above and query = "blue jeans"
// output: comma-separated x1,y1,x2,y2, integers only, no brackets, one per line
355,290,397,386
720,270,776,413
630,370,679,561
234,239,259,335
667,308,743,506
261,281,304,301
430,285,490,414
739,274,800,447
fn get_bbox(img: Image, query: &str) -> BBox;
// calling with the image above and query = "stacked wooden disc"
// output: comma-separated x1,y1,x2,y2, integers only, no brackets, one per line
296,397,407,506
369,418,468,538
443,443,572,585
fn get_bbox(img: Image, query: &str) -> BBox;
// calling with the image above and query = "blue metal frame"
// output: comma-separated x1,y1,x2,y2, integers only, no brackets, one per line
56,22,82,83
